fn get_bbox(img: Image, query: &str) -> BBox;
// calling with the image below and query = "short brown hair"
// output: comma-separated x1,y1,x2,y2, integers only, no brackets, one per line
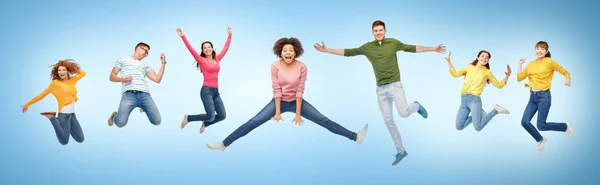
135,42,150,50
272,37,304,58
372,20,386,29
50,59,80,80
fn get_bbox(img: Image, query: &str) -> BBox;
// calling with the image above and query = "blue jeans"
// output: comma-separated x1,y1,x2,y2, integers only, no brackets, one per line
455,94,499,131
222,98,358,147
521,90,567,142
187,86,226,127
49,113,85,145
112,90,161,127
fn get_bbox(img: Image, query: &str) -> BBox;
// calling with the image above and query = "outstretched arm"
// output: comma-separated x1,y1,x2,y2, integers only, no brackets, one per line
416,44,446,53
314,41,355,56
488,65,511,89
215,27,232,61
22,83,53,112
147,54,166,84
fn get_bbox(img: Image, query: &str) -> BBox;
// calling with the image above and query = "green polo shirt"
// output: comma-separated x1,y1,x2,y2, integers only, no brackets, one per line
344,38,416,86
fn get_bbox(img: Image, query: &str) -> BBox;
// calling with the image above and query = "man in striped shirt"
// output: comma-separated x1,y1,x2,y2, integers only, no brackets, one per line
107,42,167,128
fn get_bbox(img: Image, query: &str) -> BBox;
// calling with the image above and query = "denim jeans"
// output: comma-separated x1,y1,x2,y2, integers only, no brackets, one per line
112,90,161,127
222,98,358,147
187,86,226,127
49,113,85,145
521,90,567,142
455,94,499,131
375,81,420,153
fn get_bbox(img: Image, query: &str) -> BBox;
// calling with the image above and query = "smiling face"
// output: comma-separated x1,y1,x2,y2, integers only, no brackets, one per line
372,25,386,42
477,52,490,66
57,66,69,80
535,46,548,59
202,42,214,57
281,44,296,64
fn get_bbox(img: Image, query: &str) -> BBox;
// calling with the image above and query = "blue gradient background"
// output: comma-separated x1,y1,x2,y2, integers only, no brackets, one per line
1,0,598,184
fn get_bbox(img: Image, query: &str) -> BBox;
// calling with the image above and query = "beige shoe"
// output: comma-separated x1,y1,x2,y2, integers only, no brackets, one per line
108,111,117,127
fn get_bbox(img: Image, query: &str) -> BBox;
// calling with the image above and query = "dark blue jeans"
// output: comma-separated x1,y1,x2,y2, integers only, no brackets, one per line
222,98,358,147
49,113,84,145
521,90,567,142
187,86,226,127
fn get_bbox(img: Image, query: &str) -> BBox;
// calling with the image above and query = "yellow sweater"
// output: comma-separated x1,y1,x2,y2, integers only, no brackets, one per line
517,57,570,91
24,69,86,112
450,64,506,97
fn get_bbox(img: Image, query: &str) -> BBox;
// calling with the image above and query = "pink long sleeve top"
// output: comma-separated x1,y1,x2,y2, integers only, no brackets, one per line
180,33,232,88
271,60,307,102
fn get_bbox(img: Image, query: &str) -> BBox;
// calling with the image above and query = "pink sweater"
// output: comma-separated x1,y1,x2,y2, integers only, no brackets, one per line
271,60,307,102
180,34,232,88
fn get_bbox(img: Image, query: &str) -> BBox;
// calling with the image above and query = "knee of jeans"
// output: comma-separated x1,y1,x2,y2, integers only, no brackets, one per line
151,117,162,126
455,123,465,131
521,119,530,127
398,111,410,118
536,121,547,130
76,137,85,143
474,125,483,132
217,112,226,120
206,113,216,122
59,139,69,145
115,118,127,128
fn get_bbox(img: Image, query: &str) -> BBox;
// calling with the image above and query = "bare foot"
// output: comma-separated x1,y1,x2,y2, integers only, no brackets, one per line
139,109,144,113
200,122,206,134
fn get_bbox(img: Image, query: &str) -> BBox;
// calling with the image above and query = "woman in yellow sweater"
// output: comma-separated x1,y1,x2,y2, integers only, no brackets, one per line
517,41,573,154
445,50,511,132
21,59,86,145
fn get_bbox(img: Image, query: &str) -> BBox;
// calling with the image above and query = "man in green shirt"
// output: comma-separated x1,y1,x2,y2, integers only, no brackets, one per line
314,20,445,166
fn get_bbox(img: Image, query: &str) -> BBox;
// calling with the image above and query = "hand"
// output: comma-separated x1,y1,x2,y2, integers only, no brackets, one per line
160,53,166,62
519,58,526,65
435,44,446,54
122,76,133,83
313,41,327,52
505,64,512,76
176,28,184,37
565,79,571,86
444,51,452,62
227,27,232,34
21,105,28,113
272,113,283,123
292,115,304,126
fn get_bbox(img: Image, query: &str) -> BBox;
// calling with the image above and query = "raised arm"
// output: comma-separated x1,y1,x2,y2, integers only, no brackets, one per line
147,53,167,84
215,27,232,62
314,41,353,56
516,58,528,82
177,28,206,64
487,65,511,89
71,68,87,82
445,52,467,78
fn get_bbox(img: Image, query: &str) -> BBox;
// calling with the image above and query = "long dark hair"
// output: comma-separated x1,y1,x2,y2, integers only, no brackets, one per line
469,50,491,84
195,41,217,73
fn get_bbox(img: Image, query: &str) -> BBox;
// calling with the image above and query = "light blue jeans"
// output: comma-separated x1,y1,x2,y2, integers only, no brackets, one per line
112,90,161,127
455,94,499,131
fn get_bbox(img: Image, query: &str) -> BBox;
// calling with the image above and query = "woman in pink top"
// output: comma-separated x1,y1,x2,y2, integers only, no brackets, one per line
206,37,369,151
177,27,232,133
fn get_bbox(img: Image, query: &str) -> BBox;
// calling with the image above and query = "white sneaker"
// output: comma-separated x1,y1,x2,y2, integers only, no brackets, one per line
537,137,547,154
181,114,189,129
207,142,226,151
566,121,574,138
356,124,369,144
494,104,510,114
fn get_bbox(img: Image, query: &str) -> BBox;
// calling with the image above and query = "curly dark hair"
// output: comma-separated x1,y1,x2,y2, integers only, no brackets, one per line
50,59,80,80
272,37,304,58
